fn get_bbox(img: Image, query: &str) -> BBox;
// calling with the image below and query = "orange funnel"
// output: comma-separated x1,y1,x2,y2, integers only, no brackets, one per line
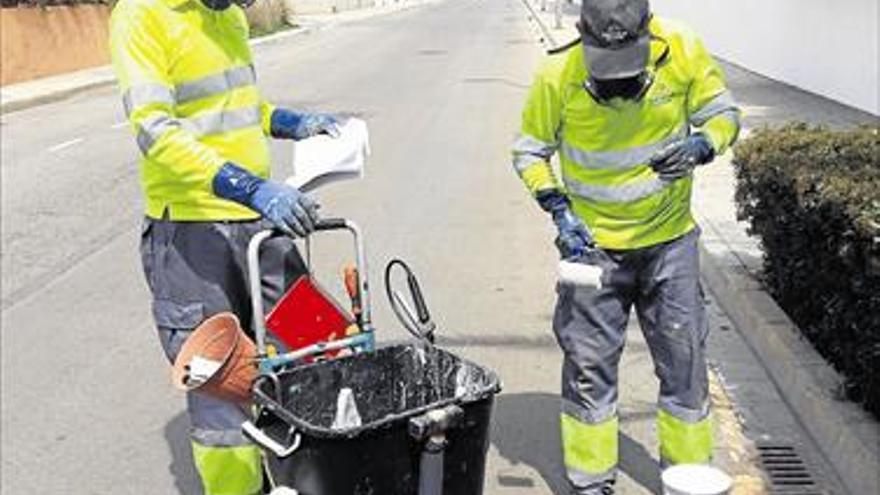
171,312,258,404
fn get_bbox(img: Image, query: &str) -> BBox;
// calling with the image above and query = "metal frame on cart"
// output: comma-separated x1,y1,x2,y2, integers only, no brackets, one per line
241,218,375,458
248,218,376,372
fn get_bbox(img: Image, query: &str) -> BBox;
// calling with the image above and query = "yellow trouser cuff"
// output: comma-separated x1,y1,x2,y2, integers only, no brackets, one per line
191,441,262,495
658,409,713,464
561,413,619,475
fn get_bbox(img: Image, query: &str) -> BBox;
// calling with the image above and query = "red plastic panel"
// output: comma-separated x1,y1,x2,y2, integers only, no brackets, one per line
266,276,353,351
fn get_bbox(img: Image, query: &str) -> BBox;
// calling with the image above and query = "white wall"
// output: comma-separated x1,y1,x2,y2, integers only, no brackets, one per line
651,0,879,115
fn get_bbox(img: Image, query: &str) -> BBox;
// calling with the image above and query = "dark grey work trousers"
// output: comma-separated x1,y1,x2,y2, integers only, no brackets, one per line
553,227,711,492
140,217,306,450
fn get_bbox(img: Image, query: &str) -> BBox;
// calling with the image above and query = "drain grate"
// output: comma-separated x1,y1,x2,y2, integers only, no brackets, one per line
757,444,822,494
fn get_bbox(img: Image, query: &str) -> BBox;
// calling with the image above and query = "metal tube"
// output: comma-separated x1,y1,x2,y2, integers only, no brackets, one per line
259,333,374,372
344,220,373,331
247,229,276,355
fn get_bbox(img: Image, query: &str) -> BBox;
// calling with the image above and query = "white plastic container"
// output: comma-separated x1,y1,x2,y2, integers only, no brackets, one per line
662,464,732,495
268,488,298,495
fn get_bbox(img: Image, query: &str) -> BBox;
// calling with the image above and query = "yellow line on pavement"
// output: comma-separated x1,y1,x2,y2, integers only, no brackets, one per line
709,369,769,495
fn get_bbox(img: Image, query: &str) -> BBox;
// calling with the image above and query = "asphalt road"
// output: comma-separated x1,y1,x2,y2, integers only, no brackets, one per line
0,0,565,492
0,0,837,493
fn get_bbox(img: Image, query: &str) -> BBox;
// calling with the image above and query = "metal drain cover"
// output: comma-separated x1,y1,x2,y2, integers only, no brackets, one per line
757,444,823,494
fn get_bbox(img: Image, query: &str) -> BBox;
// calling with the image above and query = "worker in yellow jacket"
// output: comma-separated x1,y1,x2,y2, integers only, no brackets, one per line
511,0,740,493
109,0,340,492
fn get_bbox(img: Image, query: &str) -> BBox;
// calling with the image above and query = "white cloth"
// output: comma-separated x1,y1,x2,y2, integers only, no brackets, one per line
186,356,223,388
287,118,370,192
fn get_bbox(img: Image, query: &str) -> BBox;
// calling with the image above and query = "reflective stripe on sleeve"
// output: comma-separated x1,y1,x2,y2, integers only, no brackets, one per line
175,65,257,105
690,91,738,127
513,134,557,158
512,134,558,173
183,106,262,137
561,127,687,171
564,175,671,203
123,83,175,117
123,66,257,117
135,106,261,155
137,114,182,154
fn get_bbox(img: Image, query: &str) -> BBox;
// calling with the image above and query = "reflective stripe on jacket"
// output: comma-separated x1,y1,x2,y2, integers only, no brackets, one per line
110,0,275,221
512,17,741,250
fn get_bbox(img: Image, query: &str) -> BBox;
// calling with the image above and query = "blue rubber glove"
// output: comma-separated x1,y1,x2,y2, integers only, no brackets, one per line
537,189,596,259
649,133,715,181
270,108,341,140
212,162,319,237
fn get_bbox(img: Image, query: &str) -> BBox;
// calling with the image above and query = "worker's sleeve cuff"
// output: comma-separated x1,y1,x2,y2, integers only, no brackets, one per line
700,111,741,156
212,162,262,204
517,161,559,195
261,101,278,136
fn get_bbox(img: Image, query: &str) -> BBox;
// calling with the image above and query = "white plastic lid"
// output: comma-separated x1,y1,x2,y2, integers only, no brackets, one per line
662,465,732,495
268,488,298,495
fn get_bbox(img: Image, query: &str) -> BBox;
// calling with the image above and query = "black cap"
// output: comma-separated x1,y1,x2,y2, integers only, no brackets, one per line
580,0,651,79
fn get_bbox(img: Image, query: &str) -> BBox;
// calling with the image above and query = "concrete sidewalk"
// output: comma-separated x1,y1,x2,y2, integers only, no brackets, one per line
694,63,880,495
0,0,433,113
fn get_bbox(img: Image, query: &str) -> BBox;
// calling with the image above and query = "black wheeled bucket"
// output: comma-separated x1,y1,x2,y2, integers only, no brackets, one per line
249,343,501,495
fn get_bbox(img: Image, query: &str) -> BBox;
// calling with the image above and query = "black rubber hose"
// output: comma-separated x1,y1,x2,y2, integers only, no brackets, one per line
385,259,431,343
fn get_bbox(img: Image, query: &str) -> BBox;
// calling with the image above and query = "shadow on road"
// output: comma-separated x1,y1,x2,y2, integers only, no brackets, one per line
436,333,560,349
164,412,202,495
435,332,652,355
492,392,662,494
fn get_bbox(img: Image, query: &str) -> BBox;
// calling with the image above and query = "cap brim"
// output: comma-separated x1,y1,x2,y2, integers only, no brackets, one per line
582,34,650,79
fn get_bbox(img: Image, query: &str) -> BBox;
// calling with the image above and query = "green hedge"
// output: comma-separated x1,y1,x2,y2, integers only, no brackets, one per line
734,124,880,418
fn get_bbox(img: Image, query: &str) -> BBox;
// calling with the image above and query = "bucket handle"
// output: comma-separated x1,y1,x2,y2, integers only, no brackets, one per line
254,373,284,405
242,420,301,458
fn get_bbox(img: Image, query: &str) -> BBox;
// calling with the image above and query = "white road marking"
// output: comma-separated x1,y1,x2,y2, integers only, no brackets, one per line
111,121,128,129
48,137,85,153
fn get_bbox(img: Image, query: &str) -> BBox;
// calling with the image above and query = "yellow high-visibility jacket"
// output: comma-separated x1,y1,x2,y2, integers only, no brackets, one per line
110,0,275,221
513,17,741,250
